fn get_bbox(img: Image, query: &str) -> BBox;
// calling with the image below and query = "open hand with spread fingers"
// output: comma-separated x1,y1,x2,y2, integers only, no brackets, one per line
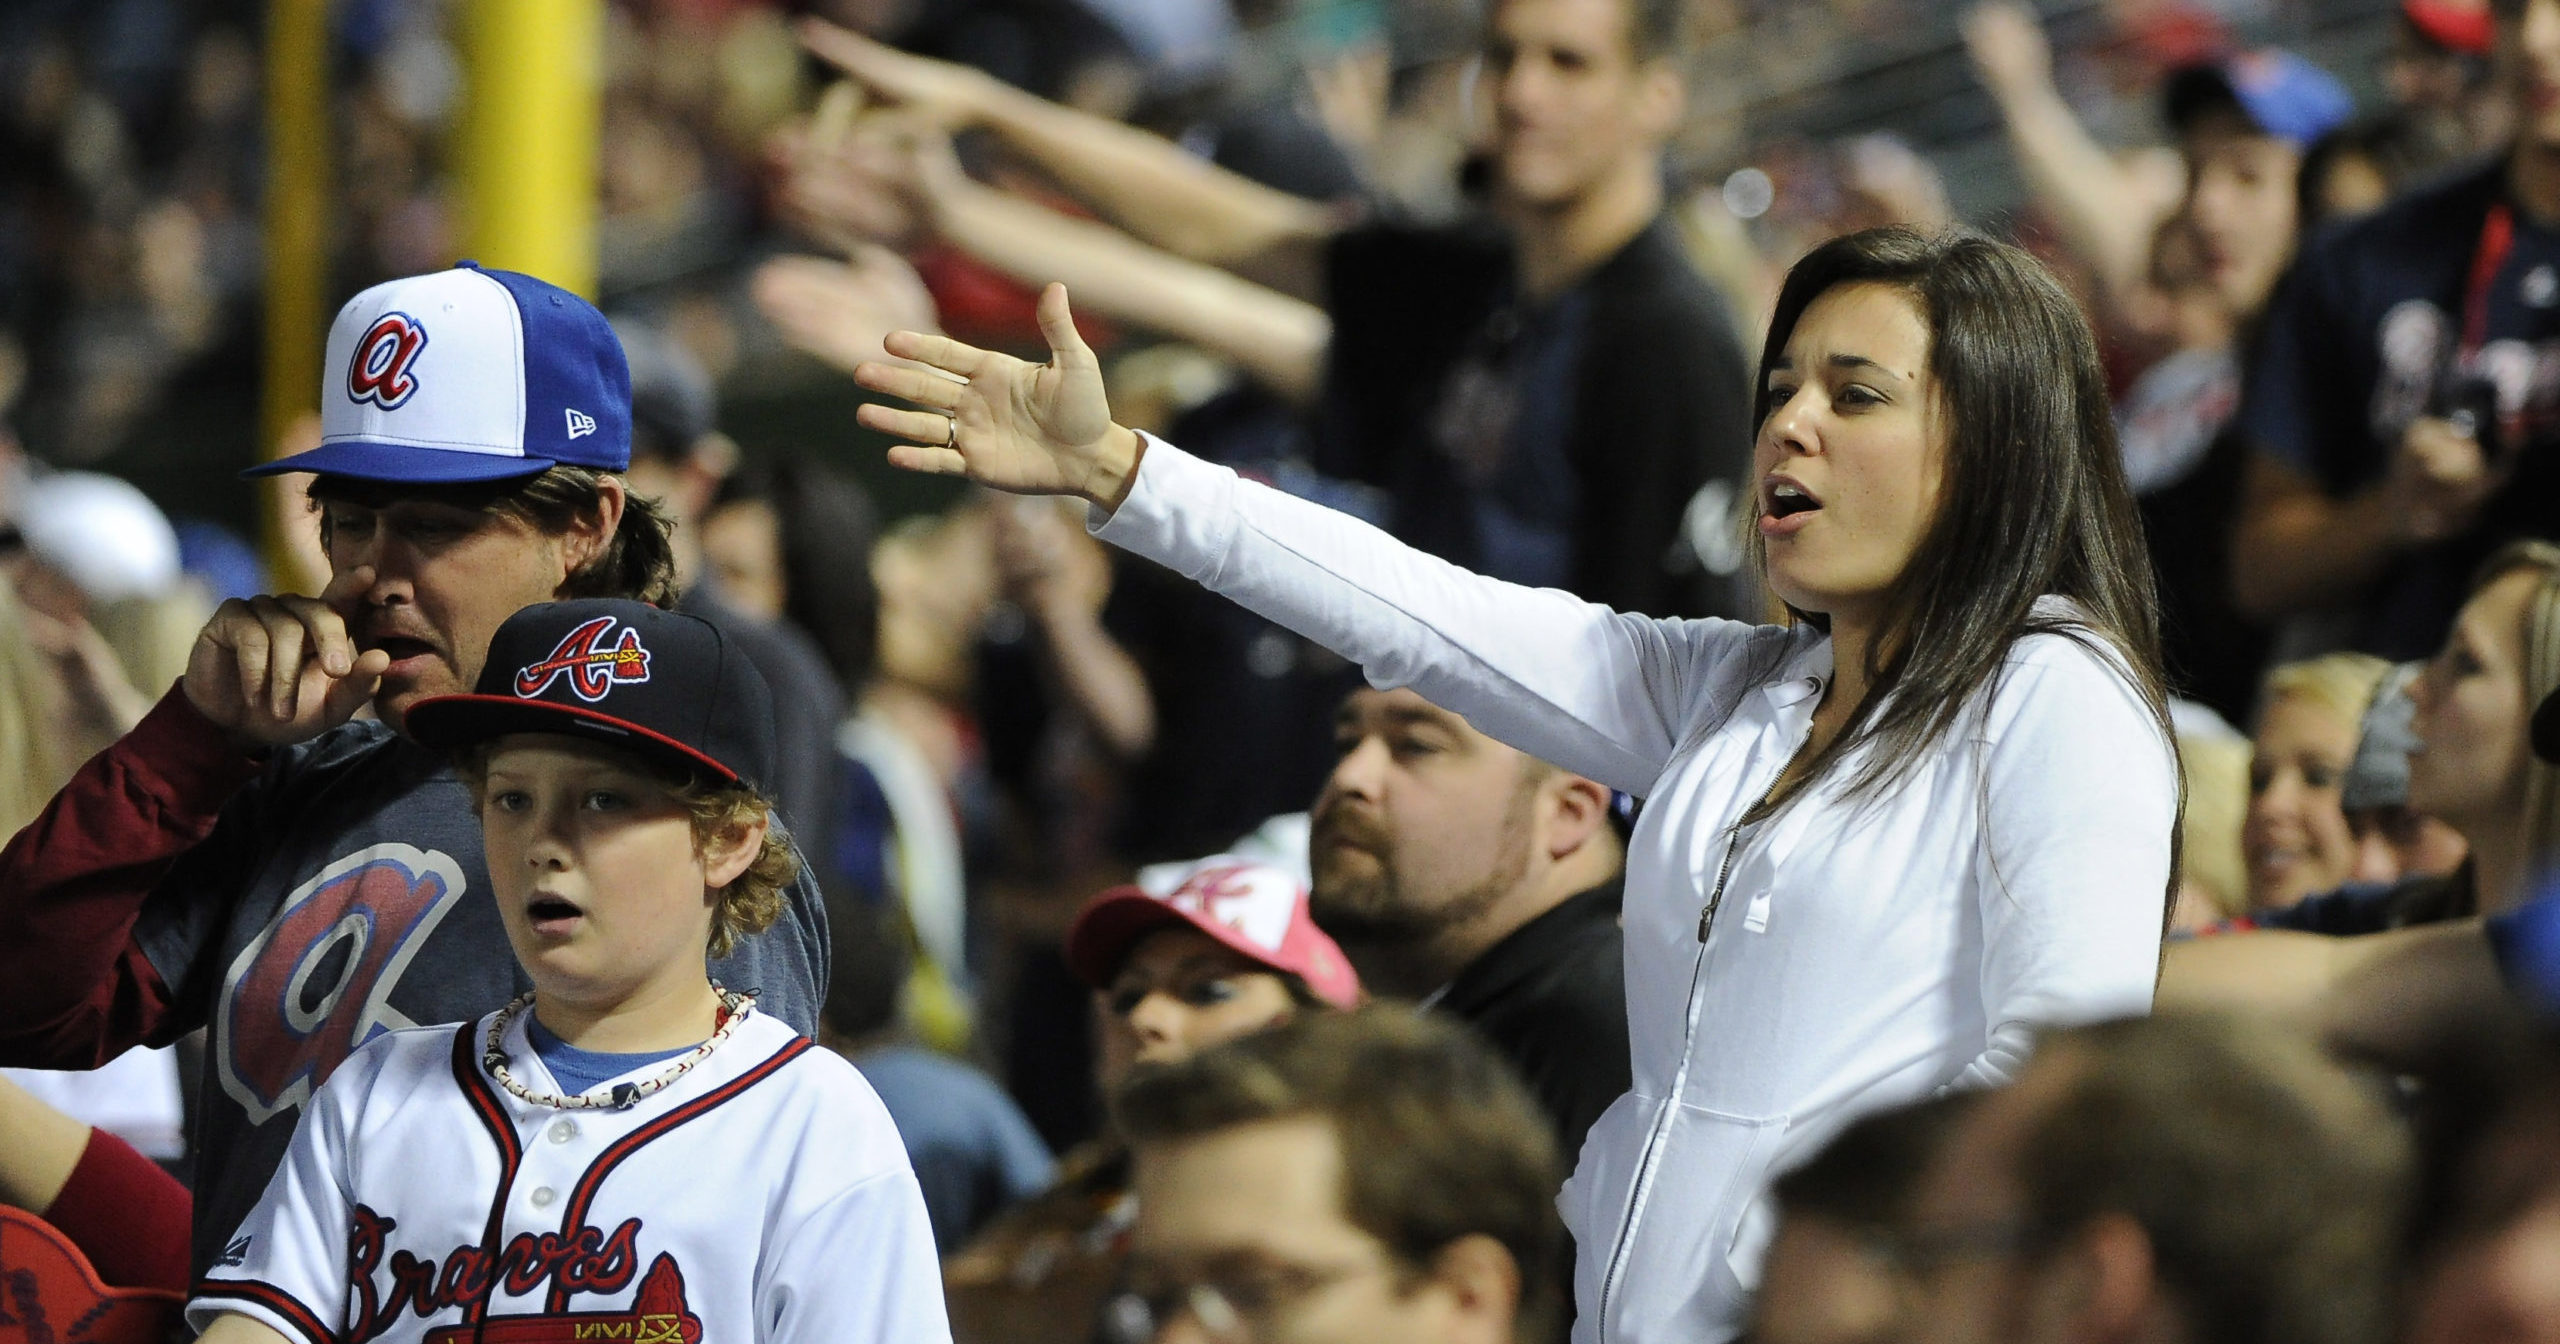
853,283,1145,509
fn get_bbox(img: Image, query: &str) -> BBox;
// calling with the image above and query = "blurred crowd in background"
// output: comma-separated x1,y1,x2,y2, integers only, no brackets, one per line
8,0,2560,1341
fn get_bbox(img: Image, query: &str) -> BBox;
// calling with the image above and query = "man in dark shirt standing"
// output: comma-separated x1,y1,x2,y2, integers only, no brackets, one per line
1314,0,1753,618
1310,687,1630,1163
2234,0,2560,659
800,0,1755,618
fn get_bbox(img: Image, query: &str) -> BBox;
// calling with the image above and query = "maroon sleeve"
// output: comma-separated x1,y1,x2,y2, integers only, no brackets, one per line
0,683,263,1067
45,1126,193,1292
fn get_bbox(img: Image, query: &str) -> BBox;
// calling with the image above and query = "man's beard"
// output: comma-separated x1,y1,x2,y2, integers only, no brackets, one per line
1308,788,1538,954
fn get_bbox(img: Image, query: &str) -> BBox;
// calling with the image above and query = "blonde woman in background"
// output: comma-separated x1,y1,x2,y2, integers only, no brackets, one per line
2244,653,2392,910
2164,541,2560,1019
2416,542,2560,914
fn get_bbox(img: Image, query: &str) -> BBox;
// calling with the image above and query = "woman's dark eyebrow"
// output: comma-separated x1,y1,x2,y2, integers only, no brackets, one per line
1828,353,1905,381
1764,352,1907,382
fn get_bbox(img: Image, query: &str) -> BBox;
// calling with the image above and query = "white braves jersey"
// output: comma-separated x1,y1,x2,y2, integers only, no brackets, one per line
188,1008,951,1344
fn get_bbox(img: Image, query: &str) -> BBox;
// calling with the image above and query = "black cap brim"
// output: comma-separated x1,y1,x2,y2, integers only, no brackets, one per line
406,693,742,784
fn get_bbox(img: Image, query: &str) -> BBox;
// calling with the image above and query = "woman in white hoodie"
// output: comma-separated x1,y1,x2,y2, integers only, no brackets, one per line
848,227,2180,1344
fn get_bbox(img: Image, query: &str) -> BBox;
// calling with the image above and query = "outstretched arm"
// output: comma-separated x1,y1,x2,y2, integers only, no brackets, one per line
2159,921,2505,1069
800,19,1339,288
1962,2,2167,312
933,178,1331,405
851,289,1760,794
779,122,1330,404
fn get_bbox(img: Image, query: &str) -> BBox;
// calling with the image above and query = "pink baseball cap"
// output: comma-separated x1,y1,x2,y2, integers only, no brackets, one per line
1065,857,1362,1010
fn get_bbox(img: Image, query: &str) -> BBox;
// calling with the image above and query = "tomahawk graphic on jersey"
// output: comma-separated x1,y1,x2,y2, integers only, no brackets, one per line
189,1010,949,1344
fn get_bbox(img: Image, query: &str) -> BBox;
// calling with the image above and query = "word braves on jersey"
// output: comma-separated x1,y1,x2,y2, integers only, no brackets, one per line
188,1010,950,1344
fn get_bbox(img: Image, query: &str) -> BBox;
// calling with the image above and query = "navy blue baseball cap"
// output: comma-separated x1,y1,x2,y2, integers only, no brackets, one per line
247,263,632,484
406,599,777,793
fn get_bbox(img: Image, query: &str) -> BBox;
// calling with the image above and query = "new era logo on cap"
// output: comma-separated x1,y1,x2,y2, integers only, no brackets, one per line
244,262,633,485
515,614,652,702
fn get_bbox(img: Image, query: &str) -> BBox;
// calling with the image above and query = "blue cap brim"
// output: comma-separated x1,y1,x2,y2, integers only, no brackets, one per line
241,440,560,483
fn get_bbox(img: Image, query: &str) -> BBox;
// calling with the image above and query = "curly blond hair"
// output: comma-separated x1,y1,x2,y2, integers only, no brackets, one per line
681,783,796,959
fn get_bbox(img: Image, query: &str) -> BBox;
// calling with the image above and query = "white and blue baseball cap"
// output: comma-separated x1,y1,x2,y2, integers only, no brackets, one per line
247,262,632,483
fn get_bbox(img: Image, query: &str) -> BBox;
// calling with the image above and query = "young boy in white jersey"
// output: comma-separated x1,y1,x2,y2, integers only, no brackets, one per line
187,598,951,1344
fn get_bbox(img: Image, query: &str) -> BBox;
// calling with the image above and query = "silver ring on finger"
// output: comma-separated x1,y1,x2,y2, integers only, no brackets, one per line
941,415,959,449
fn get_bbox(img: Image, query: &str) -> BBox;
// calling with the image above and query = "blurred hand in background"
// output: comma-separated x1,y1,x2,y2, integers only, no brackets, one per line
754,246,943,377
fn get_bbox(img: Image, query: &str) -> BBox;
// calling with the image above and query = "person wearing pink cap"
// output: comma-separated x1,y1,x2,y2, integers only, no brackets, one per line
943,854,1358,1344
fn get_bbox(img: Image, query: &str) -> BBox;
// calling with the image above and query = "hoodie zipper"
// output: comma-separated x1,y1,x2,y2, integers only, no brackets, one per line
1697,731,1817,943
1594,719,1816,1338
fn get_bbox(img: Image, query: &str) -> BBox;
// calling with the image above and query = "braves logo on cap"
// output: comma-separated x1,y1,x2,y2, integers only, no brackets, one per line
515,616,652,702
1164,864,1295,954
347,312,430,410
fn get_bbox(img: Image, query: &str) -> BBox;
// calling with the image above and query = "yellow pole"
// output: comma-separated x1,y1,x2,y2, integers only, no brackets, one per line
258,0,330,586
459,0,603,297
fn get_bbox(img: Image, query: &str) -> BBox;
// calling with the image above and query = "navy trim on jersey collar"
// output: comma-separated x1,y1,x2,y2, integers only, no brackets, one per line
452,1021,527,1325
542,1036,812,1311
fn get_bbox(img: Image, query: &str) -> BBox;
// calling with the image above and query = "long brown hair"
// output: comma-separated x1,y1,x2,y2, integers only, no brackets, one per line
1752,229,2176,815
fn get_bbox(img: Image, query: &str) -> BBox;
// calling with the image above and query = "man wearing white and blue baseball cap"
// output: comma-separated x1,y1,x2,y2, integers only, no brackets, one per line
245,261,666,726
0,264,827,1280
253,261,635,486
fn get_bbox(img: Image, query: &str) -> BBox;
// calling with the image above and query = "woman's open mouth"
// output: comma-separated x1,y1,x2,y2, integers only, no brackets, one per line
1760,479,1824,535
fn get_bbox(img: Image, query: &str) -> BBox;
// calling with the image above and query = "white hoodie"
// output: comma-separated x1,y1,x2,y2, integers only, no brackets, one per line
1093,437,2175,1342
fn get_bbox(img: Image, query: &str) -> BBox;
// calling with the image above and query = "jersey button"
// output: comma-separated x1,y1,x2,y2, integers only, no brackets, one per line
530,1186,557,1209
548,1120,578,1144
